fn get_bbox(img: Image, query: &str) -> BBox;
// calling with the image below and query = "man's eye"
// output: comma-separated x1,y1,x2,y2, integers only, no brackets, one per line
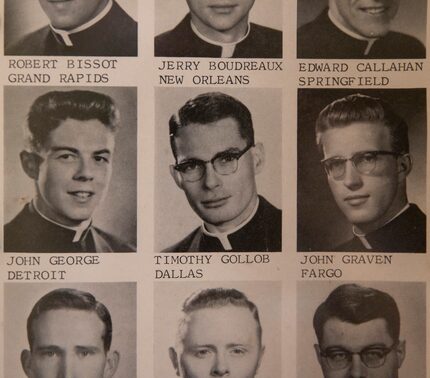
358,153,377,163
77,350,93,358
94,155,109,163
193,349,212,358
57,154,76,161
217,154,237,165
230,347,247,356
41,351,58,358
327,351,348,361
179,161,200,172
363,349,385,359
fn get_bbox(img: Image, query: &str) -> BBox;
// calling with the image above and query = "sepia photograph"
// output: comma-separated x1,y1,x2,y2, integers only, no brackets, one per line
154,281,281,378
3,86,137,252
297,281,426,378
4,282,137,378
5,0,138,56
297,88,426,252
297,0,427,58
154,0,283,58
155,87,282,252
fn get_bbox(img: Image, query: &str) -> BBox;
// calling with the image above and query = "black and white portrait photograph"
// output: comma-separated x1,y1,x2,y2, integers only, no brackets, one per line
5,0,137,56
4,282,136,378
297,0,427,58
297,281,426,378
297,88,426,252
154,0,283,58
4,86,137,253
155,88,282,252
154,281,281,378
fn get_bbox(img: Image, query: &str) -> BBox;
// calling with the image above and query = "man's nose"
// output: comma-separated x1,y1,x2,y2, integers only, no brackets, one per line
342,161,363,190
58,355,76,378
203,163,222,190
349,354,367,378
211,352,230,377
73,157,94,181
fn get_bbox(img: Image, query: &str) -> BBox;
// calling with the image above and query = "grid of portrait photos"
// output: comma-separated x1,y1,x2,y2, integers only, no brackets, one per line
0,0,429,378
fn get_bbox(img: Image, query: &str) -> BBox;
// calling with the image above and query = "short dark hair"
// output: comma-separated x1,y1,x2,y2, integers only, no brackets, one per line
313,284,400,345
179,288,262,345
169,92,254,159
27,288,113,352
316,94,409,154
26,90,120,151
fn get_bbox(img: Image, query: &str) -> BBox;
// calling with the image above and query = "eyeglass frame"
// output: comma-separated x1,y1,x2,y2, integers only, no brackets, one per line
320,150,406,180
319,341,399,370
172,143,255,182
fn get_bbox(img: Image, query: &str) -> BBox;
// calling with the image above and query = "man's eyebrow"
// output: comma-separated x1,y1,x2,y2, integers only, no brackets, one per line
93,149,111,155
33,345,62,352
75,345,102,352
50,146,79,153
178,147,243,163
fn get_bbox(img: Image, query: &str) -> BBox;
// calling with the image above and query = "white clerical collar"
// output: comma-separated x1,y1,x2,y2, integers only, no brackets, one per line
190,20,251,58
328,9,377,55
50,0,113,47
201,197,259,250
32,200,92,242
353,203,411,249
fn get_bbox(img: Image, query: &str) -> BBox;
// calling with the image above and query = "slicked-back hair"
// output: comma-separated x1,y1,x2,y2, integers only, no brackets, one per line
316,93,409,155
177,288,262,347
313,284,400,345
27,288,113,352
26,90,120,151
169,92,255,160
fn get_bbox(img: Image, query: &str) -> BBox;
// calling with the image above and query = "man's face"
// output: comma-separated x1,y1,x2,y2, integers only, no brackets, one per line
320,122,406,233
172,118,261,233
186,0,255,38
32,118,115,227
38,0,109,30
22,309,116,378
316,318,405,378
330,0,400,38
177,305,264,378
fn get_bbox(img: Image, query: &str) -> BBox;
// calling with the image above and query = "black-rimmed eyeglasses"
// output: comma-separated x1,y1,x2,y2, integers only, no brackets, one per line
319,342,399,370
173,144,254,182
321,150,404,180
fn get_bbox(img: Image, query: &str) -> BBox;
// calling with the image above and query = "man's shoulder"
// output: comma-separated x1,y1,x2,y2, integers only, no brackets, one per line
5,26,51,55
249,23,282,42
162,227,202,253
154,15,193,57
383,31,426,58
92,227,136,252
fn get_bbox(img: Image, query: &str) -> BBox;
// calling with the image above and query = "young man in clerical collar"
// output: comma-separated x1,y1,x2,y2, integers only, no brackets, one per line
4,90,135,252
155,0,282,58
6,0,137,56
164,92,282,252
316,93,426,252
297,0,425,59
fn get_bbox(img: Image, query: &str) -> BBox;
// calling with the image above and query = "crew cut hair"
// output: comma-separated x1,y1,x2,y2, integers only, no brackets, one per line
176,288,263,347
316,93,409,154
26,90,120,151
27,288,113,352
169,92,254,159
313,284,400,345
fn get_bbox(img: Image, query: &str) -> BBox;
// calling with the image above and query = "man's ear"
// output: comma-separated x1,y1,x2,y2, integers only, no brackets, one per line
397,154,412,179
169,347,181,376
314,344,323,366
396,340,406,368
170,165,184,190
20,151,42,180
255,344,265,373
21,349,33,378
104,350,120,378
252,143,265,175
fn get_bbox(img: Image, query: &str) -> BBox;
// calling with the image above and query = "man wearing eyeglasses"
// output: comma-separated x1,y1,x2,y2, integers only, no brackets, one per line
164,92,282,252
316,93,426,252
313,283,406,378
